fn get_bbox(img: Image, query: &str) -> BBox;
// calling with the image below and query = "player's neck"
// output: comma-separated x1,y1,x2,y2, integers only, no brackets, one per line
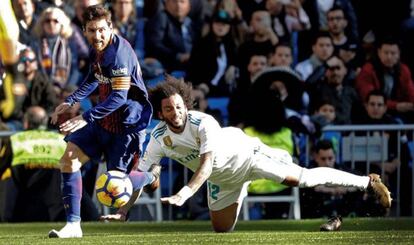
169,123,185,134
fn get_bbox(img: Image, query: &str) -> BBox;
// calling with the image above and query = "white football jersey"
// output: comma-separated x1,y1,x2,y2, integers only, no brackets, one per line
139,111,261,185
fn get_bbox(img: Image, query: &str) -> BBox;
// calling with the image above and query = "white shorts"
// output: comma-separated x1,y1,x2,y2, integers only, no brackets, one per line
249,144,303,183
206,143,304,211
207,180,251,211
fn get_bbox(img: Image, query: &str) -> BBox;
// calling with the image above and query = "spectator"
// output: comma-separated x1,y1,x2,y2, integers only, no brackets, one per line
1,106,67,222
111,0,145,60
12,0,38,46
145,0,195,72
301,139,366,218
266,0,311,43
72,0,103,29
253,66,307,115
295,31,333,81
308,55,361,124
326,5,363,79
228,54,268,128
327,6,353,54
4,48,58,131
237,10,278,81
270,43,294,67
187,9,238,97
310,99,341,158
31,7,82,89
244,87,295,219
355,38,414,123
211,0,249,47
352,89,413,215
300,0,359,53
71,0,100,79
353,90,401,186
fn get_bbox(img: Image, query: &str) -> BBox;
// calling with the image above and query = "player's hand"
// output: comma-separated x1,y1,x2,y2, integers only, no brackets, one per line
51,102,71,124
100,213,127,222
160,194,186,206
160,186,193,206
59,114,87,133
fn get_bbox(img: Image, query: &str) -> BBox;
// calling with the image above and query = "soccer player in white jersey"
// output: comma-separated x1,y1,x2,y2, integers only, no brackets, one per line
102,76,392,232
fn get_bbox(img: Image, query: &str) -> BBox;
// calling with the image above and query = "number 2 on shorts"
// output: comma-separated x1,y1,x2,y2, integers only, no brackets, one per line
208,182,220,200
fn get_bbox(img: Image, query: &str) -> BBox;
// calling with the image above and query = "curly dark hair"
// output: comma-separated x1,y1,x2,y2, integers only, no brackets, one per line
82,4,112,29
149,75,194,120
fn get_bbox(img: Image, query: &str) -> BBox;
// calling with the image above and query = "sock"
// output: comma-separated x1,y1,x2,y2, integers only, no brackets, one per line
129,171,154,191
62,171,82,222
299,167,370,189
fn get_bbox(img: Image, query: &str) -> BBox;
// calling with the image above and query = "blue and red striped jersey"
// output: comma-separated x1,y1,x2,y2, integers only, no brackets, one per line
65,34,152,133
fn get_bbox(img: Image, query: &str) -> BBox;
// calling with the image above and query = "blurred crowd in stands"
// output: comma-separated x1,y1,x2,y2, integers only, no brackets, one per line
1,0,414,222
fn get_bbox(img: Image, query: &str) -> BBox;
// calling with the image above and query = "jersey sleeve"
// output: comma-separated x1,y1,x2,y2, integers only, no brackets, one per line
138,136,164,171
65,69,98,106
198,115,222,155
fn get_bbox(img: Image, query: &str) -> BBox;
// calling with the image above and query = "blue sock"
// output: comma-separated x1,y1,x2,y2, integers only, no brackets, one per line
129,171,154,191
62,171,82,222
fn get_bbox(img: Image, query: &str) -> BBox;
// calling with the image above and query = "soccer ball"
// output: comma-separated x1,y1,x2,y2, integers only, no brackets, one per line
95,170,133,208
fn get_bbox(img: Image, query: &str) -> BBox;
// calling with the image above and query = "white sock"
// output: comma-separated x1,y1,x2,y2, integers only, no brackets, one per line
298,167,370,189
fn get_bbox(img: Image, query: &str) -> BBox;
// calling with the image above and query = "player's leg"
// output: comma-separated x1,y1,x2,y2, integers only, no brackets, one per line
49,142,90,238
207,181,249,232
49,124,99,238
106,130,154,192
293,168,391,208
251,145,391,208
210,203,241,232
100,130,154,221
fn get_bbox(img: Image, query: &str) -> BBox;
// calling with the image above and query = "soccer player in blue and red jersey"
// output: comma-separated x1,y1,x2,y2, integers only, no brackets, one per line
49,5,154,238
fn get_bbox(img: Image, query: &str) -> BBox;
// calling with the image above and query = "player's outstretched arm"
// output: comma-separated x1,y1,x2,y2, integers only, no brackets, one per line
100,188,143,222
161,152,213,206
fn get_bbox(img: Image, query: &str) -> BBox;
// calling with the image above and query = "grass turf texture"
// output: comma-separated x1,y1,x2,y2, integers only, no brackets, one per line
0,218,413,244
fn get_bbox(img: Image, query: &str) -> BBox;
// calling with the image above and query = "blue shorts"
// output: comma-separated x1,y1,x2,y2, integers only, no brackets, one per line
64,122,146,173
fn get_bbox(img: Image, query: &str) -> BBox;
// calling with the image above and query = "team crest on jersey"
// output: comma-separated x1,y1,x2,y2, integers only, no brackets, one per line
112,67,128,76
163,136,173,147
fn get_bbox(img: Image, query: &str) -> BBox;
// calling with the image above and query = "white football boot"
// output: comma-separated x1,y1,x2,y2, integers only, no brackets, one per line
48,222,83,238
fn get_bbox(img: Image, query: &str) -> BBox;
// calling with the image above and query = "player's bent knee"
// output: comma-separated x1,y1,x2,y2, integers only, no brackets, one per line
59,143,88,173
60,160,81,173
211,220,235,233
210,203,239,233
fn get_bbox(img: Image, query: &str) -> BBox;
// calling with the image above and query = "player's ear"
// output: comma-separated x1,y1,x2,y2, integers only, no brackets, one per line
157,111,163,120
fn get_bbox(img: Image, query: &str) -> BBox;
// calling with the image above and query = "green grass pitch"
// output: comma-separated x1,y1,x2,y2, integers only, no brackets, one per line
0,218,413,244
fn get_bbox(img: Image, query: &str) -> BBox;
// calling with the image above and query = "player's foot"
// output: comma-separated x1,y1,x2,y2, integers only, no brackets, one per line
48,222,82,238
368,173,392,208
320,215,342,231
